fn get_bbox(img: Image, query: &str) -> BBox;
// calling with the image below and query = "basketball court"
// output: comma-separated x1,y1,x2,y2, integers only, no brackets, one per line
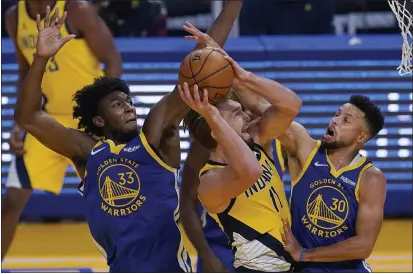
2,219,412,272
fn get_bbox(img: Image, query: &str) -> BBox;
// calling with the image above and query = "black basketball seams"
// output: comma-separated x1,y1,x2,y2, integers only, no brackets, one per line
179,72,193,79
189,64,232,89
192,49,215,78
188,51,196,81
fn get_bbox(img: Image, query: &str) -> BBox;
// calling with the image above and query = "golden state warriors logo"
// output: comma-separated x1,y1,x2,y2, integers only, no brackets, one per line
301,179,349,238
97,158,146,216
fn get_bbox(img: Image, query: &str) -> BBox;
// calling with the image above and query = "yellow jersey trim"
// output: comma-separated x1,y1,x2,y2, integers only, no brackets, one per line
292,140,321,187
355,163,373,202
326,153,367,178
104,139,126,155
139,130,175,173
275,140,285,173
199,162,226,178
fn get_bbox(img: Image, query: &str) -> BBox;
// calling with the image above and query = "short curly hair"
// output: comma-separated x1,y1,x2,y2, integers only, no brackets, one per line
349,95,385,139
72,77,131,136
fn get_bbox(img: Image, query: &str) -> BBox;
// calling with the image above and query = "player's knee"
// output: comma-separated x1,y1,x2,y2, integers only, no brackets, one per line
2,188,32,214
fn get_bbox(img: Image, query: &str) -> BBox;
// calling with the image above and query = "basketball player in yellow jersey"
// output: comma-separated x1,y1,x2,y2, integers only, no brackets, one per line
2,0,121,260
182,47,302,272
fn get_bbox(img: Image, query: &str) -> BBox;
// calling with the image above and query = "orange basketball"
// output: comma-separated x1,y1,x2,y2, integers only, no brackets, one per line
178,48,233,104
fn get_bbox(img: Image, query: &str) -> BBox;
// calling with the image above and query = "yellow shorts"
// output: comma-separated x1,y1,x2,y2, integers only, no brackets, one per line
6,115,79,194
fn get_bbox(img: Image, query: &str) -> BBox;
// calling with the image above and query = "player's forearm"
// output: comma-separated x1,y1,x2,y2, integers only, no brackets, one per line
302,236,373,262
103,56,122,78
14,56,48,125
180,200,215,260
204,111,260,176
197,1,242,50
240,73,302,116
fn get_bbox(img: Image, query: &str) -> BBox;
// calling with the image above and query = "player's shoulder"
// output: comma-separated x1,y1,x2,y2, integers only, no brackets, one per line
360,165,386,188
5,4,17,25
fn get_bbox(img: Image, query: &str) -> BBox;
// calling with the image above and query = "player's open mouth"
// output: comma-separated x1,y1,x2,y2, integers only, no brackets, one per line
324,126,335,140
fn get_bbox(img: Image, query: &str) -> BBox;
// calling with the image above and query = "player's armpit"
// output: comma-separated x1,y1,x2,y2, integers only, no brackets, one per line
199,166,261,214
66,1,122,77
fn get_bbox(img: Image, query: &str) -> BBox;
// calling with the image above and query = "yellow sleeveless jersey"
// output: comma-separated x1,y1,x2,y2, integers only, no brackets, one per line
17,0,104,115
199,143,292,272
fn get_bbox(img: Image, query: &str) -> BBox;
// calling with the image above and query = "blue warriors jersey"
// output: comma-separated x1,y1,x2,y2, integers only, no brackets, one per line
78,131,192,272
198,140,286,272
290,141,373,273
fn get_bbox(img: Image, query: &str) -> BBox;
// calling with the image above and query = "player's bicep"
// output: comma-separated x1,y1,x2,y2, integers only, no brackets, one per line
198,167,248,213
23,112,95,160
143,90,188,148
277,121,314,156
258,106,295,145
68,1,121,73
356,168,386,256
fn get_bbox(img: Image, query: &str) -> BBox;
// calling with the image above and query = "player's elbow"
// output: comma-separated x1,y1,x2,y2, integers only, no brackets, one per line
243,162,262,183
286,93,302,116
357,239,375,259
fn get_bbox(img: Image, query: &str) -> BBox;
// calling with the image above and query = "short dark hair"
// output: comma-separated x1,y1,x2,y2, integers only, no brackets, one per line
72,77,131,136
183,92,241,150
349,95,384,139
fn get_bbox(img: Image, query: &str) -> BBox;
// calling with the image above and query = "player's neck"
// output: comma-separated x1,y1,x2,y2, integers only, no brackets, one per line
104,131,138,145
27,0,57,18
326,146,361,170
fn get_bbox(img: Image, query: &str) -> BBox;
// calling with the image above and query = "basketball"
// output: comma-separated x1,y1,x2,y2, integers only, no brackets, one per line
178,48,234,104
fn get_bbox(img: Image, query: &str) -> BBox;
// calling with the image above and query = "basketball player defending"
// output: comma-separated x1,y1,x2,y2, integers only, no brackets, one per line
2,0,121,260
235,81,386,271
13,2,242,272
183,48,302,272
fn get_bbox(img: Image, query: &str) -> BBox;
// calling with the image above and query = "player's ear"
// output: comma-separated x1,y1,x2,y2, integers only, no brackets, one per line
93,116,105,128
210,130,217,140
357,131,368,144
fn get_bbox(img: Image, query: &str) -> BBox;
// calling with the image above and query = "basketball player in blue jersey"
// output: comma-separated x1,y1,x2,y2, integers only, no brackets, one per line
13,2,243,272
181,125,287,272
237,85,386,271
182,48,302,272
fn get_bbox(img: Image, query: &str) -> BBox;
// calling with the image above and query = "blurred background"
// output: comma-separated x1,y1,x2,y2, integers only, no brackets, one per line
1,0,412,272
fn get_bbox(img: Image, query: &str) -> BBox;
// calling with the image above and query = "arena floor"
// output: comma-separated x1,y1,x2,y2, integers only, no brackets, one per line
2,219,412,272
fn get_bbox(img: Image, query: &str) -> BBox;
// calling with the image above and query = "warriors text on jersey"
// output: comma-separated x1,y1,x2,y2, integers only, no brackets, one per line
199,143,291,272
17,0,103,115
78,131,191,272
290,141,373,273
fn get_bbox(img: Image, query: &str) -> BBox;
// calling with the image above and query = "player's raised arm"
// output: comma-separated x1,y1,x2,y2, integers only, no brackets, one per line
5,5,32,156
214,48,303,146
66,1,122,77
179,84,262,213
142,1,243,168
282,167,386,262
180,141,228,271
14,7,96,173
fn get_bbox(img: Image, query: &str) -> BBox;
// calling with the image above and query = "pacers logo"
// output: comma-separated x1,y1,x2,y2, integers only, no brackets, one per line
98,158,146,216
301,182,349,238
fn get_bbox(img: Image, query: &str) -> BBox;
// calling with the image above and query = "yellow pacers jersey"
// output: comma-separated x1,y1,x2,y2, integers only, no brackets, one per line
17,0,104,117
199,143,291,272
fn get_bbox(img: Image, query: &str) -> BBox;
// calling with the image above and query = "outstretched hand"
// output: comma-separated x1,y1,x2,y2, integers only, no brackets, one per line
36,6,76,58
178,82,218,118
207,47,250,88
280,219,303,262
184,22,220,49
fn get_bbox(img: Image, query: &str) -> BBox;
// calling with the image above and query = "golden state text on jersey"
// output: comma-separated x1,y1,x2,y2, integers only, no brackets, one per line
200,144,291,272
290,141,373,272
78,131,191,272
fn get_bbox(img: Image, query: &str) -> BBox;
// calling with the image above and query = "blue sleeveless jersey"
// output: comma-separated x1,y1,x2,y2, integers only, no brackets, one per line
78,131,192,272
198,140,285,272
290,141,373,273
